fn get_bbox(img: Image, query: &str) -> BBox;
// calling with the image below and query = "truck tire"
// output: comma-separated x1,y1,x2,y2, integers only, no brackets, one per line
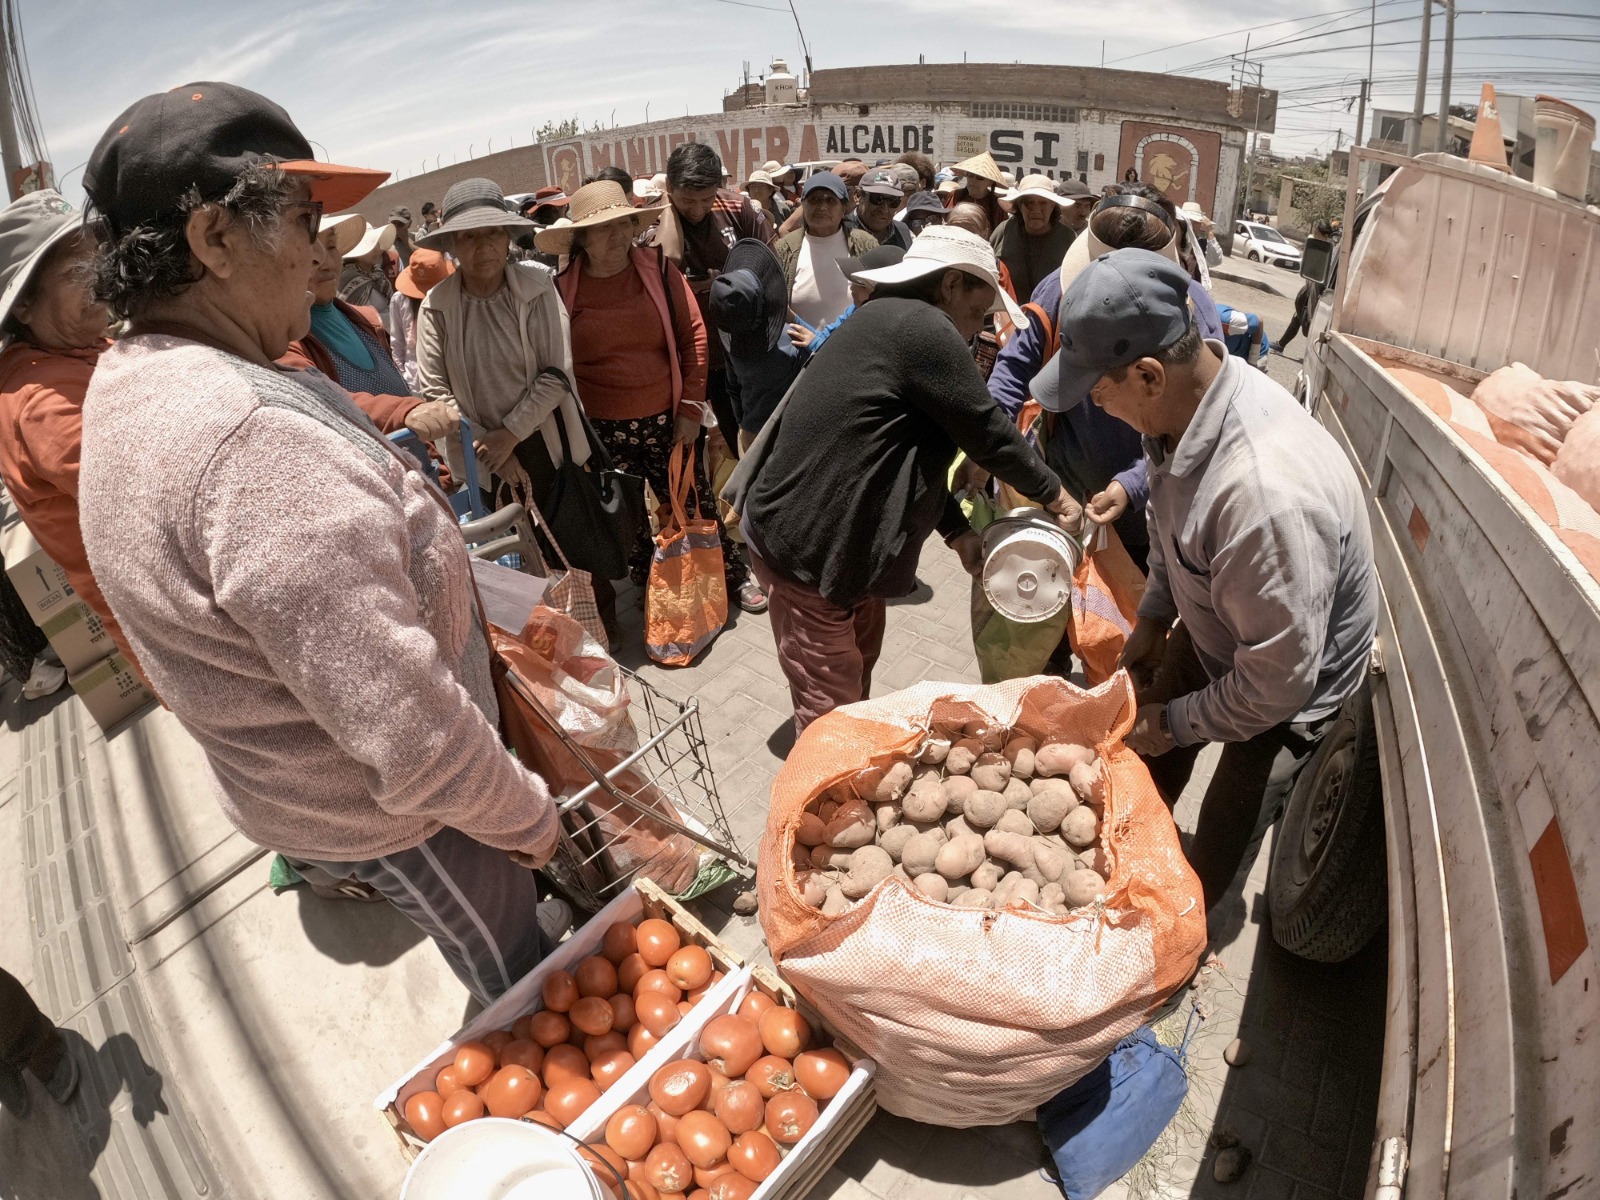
1268,684,1387,962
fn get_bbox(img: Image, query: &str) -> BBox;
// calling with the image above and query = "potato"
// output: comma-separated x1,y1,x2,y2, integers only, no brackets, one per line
947,885,970,903
970,860,1003,892
1040,882,1066,909
995,809,1035,837
891,863,909,880
918,737,951,765
796,870,829,907
934,833,986,880
873,760,914,804
1062,806,1101,850
872,802,901,833
969,753,1012,792
900,831,944,877
944,814,976,840
995,877,1040,910
944,738,984,775
1027,785,1078,835
821,886,852,916
1002,736,1038,780
1030,776,1076,800
962,789,1008,830
817,799,840,825
1061,868,1105,908
1077,846,1109,876
795,812,828,847
913,873,949,902
791,843,811,870
953,888,994,910
1069,760,1104,806
902,773,948,823
878,824,917,863
825,801,877,849
941,776,979,806
1002,778,1033,812
914,822,950,844
983,829,1035,870
1035,742,1096,778
1032,840,1069,883
840,846,895,899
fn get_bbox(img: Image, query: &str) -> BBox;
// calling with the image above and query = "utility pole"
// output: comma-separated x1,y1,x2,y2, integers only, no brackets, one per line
1235,38,1264,219
0,19,22,199
1408,0,1432,156
1435,0,1456,152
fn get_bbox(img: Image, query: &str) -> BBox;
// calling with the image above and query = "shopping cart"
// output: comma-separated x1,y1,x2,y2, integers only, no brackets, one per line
501,652,759,913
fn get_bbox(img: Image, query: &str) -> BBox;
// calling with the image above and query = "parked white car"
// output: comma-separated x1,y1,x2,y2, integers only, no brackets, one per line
1234,220,1303,268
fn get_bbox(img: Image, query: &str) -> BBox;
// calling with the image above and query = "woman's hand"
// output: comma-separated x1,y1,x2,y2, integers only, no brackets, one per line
674,414,702,445
404,400,456,441
786,322,816,350
475,428,521,473
1084,481,1130,526
949,530,985,577
1045,486,1084,534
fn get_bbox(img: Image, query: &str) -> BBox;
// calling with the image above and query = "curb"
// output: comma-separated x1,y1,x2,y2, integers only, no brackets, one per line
1212,265,1295,300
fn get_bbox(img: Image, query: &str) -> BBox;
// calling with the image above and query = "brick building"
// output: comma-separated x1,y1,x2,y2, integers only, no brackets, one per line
354,61,1276,225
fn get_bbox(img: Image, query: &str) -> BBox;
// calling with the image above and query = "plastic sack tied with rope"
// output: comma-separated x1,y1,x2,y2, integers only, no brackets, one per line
756,674,1207,1127
490,606,701,897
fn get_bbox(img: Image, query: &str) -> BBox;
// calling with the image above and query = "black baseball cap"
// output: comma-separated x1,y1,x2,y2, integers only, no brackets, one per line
1031,249,1195,411
841,244,906,279
859,168,903,198
85,82,388,237
902,191,947,217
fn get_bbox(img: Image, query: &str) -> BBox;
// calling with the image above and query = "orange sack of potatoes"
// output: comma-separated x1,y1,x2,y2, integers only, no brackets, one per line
757,674,1206,1127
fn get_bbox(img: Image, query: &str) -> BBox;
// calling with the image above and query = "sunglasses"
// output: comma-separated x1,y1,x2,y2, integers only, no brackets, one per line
863,193,900,208
288,199,324,245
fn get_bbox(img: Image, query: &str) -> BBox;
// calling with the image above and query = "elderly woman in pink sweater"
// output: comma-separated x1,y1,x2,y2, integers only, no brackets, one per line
73,83,565,1003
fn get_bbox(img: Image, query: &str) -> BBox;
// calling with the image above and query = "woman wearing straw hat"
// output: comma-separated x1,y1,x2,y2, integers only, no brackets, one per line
538,181,764,616
279,213,454,442
414,177,593,529
945,151,1007,234
0,189,124,696
389,248,454,390
737,227,1076,733
337,218,397,320
990,174,1078,305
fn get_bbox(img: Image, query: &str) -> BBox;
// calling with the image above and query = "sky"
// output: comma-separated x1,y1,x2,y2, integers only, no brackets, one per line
18,0,1600,203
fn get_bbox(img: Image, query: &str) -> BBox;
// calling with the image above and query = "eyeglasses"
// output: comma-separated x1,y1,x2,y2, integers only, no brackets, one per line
288,199,324,245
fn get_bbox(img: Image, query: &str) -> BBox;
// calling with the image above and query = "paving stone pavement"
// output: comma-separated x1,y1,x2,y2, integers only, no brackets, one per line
602,523,1386,1200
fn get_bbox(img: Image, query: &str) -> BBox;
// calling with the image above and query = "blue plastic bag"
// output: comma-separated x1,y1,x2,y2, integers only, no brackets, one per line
1037,1025,1190,1200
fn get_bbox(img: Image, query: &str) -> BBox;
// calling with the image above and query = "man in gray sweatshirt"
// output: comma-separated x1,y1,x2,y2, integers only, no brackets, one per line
1034,249,1377,913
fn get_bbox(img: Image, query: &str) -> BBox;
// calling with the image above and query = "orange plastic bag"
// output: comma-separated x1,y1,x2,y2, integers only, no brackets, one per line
757,675,1206,1127
645,444,727,666
1068,524,1146,686
491,607,701,897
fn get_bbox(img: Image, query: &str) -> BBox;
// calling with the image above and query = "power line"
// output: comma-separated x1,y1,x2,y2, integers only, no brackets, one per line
1103,0,1413,67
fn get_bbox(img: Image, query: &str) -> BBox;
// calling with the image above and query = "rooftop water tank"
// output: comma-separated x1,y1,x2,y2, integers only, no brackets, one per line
766,58,798,105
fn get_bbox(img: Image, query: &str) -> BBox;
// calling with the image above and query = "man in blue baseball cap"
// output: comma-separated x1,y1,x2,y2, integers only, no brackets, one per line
1040,248,1378,917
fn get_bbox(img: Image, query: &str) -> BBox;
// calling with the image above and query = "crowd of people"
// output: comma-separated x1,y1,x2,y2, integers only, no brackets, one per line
0,78,1372,1037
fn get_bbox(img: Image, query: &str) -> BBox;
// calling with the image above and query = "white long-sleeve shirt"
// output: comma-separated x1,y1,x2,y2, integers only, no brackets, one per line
1139,344,1377,745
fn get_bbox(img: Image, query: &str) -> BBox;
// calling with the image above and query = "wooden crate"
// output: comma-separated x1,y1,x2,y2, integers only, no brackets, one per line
375,879,745,1162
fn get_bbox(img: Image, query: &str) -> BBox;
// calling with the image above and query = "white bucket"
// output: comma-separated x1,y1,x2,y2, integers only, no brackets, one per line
1533,95,1596,201
980,511,1081,623
399,1117,610,1200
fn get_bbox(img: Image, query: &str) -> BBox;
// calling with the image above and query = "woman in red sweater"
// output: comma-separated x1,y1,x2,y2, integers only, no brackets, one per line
540,181,765,620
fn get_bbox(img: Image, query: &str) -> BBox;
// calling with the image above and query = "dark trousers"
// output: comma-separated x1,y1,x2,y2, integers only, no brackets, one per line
0,967,64,1083
294,825,553,1005
588,412,748,589
1138,625,1335,911
0,562,45,684
748,546,886,735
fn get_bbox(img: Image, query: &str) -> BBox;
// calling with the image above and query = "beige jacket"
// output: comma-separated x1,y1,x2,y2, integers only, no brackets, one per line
417,260,590,468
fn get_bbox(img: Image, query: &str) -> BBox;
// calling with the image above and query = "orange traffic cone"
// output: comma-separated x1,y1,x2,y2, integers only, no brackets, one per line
1469,83,1511,172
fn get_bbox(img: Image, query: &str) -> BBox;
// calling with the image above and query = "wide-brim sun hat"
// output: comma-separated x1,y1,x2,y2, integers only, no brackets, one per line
633,177,663,202
935,179,960,196
414,177,533,249
396,248,455,299
0,190,85,333
1058,194,1181,292
318,212,365,258
850,225,1029,331
1003,174,1073,207
951,151,1006,186
709,238,787,359
346,220,397,260
744,169,776,190
534,180,664,256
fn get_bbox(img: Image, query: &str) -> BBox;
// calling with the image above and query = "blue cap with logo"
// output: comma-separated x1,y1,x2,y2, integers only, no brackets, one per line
1031,248,1195,412
801,171,848,201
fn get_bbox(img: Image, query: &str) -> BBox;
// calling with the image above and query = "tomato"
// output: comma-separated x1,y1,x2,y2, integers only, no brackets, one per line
453,1042,496,1088
435,1063,466,1096
571,996,617,1037
617,953,650,994
665,945,713,991
499,1039,544,1072
642,1143,694,1193
529,1010,571,1048
634,969,683,1003
699,1016,763,1077
402,1090,446,1142
649,1060,712,1116
744,1056,796,1099
481,1029,515,1056
764,1091,818,1144
584,1031,628,1060
590,1048,636,1089
542,970,580,1013
544,1078,602,1126
482,1066,543,1118
605,1103,658,1160
711,1080,765,1134
677,1110,733,1169
608,993,638,1033
441,1089,485,1127
757,1008,811,1059
576,955,621,998
793,1048,850,1100
636,919,682,968
543,1043,591,1085
727,1130,781,1182
735,993,775,1023
635,991,683,1038
601,921,638,965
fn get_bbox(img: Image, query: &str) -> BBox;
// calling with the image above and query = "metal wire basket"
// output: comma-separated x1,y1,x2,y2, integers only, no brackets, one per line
536,665,756,913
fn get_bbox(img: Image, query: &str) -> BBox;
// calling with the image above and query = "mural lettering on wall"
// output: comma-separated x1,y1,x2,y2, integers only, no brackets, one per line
1117,121,1222,216
985,129,1083,182
821,124,935,159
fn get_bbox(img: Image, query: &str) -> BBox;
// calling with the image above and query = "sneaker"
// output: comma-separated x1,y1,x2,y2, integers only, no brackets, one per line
21,659,66,700
734,578,768,614
0,1066,29,1119
537,897,574,946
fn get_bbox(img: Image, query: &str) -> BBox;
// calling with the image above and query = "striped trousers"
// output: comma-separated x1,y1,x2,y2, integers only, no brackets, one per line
295,826,552,1005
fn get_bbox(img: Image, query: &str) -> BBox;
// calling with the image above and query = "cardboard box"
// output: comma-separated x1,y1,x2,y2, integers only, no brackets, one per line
37,600,115,674
68,651,154,730
1,515,78,625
